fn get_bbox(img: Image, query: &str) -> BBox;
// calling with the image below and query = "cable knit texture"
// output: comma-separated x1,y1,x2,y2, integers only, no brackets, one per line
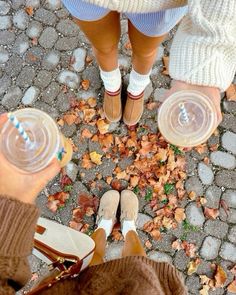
81,0,236,91
0,195,188,294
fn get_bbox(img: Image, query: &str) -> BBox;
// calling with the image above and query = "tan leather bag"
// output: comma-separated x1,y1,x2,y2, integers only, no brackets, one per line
27,217,95,294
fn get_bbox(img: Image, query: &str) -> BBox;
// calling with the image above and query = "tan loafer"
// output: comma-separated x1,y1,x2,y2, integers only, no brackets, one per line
96,190,120,226
123,91,144,126
120,190,139,224
103,89,122,123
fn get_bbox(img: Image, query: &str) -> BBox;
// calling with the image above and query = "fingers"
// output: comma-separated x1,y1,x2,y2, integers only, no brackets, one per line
0,113,8,127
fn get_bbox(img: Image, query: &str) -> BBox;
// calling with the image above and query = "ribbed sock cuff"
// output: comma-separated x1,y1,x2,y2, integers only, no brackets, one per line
127,68,151,96
100,67,121,92
0,195,40,257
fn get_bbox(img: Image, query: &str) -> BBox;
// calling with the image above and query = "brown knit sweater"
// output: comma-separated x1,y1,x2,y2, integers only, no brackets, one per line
0,195,187,295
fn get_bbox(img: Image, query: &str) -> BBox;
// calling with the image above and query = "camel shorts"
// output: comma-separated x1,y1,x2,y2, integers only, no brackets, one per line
62,0,187,37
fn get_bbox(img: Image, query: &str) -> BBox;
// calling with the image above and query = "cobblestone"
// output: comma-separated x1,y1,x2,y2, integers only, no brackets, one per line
34,70,52,89
215,171,236,189
72,48,86,72
222,131,236,155
41,82,60,104
12,33,29,56
26,21,43,38
185,202,205,226
148,251,172,263
205,185,221,209
0,31,15,45
210,151,236,169
64,162,78,182
22,86,40,105
24,47,44,65
46,0,62,11
200,236,221,260
2,86,22,109
220,242,236,262
39,27,58,49
0,75,11,95
82,66,101,90
5,55,23,77
0,1,10,15
185,176,204,196
220,113,236,133
204,220,228,239
222,190,236,208
55,92,71,112
0,15,11,30
57,70,80,89
173,250,190,271
13,9,29,30
56,19,80,36
0,47,9,63
42,50,60,69
227,209,236,224
34,8,58,26
16,66,36,88
136,213,152,230
26,0,40,8
198,162,214,185
228,226,236,243
55,36,79,51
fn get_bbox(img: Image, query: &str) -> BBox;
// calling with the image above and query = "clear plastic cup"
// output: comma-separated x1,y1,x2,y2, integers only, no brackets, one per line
157,90,218,147
0,108,73,173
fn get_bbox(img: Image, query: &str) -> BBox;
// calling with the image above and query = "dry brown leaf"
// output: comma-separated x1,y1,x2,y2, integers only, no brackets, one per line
130,175,140,187
172,240,182,251
90,151,102,165
215,265,227,288
174,208,186,223
195,144,208,154
85,55,93,64
204,207,219,219
227,280,236,293
150,229,161,241
199,285,210,295
116,170,127,180
162,56,169,76
124,41,132,50
81,128,93,139
220,199,230,217
63,113,77,126
187,259,201,275
57,118,64,127
99,134,114,148
188,191,197,200
146,102,158,110
145,240,152,249
83,109,96,122
226,84,236,101
25,6,34,15
31,37,38,45
81,79,90,90
87,97,97,107
81,153,93,169
97,119,109,134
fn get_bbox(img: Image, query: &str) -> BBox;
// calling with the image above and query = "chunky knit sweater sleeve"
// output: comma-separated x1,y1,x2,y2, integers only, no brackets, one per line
0,195,40,294
169,0,236,91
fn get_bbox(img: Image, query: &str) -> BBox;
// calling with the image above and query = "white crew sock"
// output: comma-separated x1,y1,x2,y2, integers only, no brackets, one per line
127,68,151,96
122,220,137,238
100,67,121,92
97,218,113,238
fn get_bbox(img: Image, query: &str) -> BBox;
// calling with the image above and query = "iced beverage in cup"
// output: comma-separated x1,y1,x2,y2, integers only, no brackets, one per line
0,108,73,173
157,90,218,147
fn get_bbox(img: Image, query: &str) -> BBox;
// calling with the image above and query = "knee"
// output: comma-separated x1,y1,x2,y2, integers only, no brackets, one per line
93,43,118,56
132,47,157,59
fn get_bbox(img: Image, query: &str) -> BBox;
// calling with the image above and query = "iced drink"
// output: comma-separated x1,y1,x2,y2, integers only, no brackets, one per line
157,90,218,147
0,108,73,173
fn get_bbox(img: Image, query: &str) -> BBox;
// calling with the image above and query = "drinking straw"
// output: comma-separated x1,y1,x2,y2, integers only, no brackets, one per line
179,103,189,123
8,112,31,143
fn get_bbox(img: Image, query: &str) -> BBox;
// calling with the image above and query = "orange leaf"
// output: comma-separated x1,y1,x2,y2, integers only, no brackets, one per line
63,113,77,125
57,118,64,127
130,175,140,187
150,229,161,241
215,265,227,288
25,6,34,15
145,240,152,249
226,84,236,101
172,240,182,251
174,208,186,223
81,128,93,138
204,207,219,219
86,55,93,64
111,179,122,191
97,119,109,134
162,56,169,76
31,37,38,45
81,79,90,91
187,258,201,275
228,280,236,293
87,97,97,107
188,191,197,200
83,109,96,122
81,153,93,169
194,144,208,154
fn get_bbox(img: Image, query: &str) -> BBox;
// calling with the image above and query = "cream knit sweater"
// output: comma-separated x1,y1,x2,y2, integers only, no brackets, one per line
82,0,236,91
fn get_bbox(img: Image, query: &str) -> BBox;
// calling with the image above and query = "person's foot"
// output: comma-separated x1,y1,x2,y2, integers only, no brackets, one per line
103,89,122,123
123,92,144,126
96,190,120,238
120,190,138,237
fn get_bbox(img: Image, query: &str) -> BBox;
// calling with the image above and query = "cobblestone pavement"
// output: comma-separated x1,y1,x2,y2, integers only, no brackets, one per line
1,1,236,294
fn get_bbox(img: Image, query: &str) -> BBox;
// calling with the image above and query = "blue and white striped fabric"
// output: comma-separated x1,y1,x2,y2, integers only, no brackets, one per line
62,0,187,37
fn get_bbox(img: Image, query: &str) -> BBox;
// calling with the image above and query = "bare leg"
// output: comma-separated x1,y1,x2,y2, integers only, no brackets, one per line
122,230,146,257
73,11,121,71
128,21,166,74
89,228,106,266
